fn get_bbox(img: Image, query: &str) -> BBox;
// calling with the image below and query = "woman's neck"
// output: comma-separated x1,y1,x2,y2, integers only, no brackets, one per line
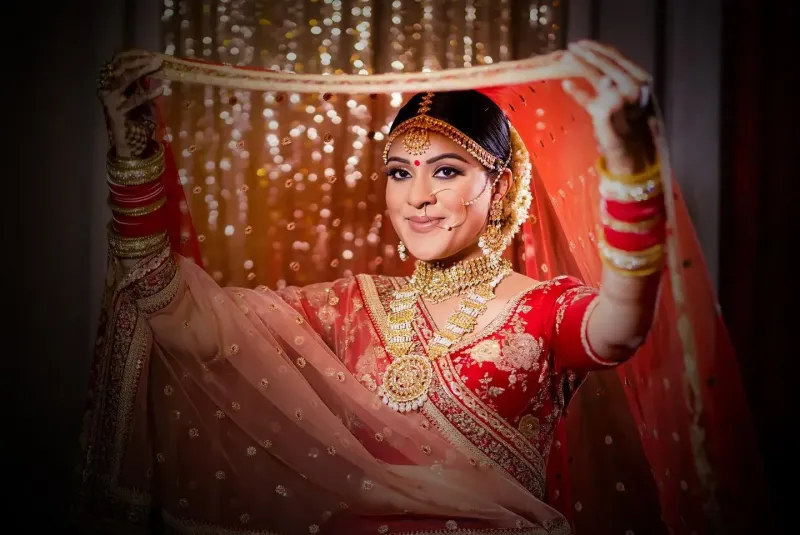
421,244,485,270
410,249,510,303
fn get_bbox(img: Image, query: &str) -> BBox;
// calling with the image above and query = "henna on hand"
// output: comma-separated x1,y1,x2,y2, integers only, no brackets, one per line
96,51,164,158
560,40,656,175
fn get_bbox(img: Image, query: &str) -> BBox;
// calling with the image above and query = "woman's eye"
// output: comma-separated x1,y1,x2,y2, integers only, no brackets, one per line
434,166,463,179
386,168,411,180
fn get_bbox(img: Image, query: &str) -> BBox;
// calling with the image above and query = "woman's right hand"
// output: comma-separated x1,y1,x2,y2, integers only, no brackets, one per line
97,50,164,159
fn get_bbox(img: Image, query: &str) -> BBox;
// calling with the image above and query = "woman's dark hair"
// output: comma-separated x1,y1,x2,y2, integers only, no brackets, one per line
389,90,510,170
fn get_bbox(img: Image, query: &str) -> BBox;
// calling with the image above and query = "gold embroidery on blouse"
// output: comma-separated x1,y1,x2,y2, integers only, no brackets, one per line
468,339,502,365
554,285,598,334
502,333,544,371
518,414,541,439
418,282,545,355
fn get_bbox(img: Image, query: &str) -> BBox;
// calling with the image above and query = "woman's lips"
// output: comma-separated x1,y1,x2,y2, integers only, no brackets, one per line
406,216,444,233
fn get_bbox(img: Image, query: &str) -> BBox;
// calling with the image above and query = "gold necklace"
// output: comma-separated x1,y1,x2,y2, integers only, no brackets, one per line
408,255,512,304
379,258,512,413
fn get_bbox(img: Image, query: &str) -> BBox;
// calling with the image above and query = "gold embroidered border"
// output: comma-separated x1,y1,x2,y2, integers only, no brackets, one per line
154,52,583,93
421,395,509,475
110,312,152,498
431,356,546,498
75,246,180,527
356,273,392,345
136,259,181,314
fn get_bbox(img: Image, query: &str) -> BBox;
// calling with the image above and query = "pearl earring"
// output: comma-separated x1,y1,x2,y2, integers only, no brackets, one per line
397,241,408,262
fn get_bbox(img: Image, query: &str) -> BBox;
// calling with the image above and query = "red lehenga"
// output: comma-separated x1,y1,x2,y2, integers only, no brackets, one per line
73,51,772,534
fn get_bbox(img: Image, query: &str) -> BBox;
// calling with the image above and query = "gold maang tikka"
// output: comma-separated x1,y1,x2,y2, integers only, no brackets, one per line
401,92,434,156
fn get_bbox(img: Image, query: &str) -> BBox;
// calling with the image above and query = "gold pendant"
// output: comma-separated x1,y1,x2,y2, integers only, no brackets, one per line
378,354,433,413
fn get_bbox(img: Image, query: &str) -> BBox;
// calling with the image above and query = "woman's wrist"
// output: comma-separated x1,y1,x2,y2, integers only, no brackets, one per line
596,156,666,277
107,141,165,187
106,141,169,255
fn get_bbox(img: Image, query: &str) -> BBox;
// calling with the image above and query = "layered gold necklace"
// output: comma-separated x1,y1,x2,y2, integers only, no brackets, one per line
407,254,512,303
379,255,512,413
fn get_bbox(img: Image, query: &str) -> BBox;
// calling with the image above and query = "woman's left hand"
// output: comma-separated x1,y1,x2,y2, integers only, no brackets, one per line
561,40,656,175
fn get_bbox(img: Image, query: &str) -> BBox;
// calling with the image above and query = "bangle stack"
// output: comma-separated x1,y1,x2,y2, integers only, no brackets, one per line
596,157,666,277
106,142,169,259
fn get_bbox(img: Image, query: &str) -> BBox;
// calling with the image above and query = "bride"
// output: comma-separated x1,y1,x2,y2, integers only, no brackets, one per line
73,43,768,534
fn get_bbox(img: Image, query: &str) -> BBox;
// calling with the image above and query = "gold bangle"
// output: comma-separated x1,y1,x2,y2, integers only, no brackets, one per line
600,254,664,277
600,209,663,234
599,176,663,203
109,235,169,259
597,239,664,273
597,156,661,185
107,142,165,186
108,196,167,217
107,224,169,259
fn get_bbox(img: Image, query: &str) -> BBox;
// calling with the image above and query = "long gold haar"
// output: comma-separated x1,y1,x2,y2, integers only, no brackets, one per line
379,255,512,412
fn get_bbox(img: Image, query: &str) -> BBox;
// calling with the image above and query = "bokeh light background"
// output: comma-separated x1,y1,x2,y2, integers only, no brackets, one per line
160,0,565,288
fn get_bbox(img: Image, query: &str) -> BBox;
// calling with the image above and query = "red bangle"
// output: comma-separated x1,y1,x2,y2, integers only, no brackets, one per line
108,190,165,210
111,209,168,238
602,224,665,252
603,196,664,223
108,180,165,203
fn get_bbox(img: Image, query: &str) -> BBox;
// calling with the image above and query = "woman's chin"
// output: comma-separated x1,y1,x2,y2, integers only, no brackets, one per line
404,243,454,263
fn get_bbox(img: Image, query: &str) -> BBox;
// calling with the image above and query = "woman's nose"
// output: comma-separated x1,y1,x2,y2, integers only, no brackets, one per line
407,175,436,209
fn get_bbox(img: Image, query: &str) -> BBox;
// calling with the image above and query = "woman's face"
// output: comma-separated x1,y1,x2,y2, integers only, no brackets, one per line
385,132,496,262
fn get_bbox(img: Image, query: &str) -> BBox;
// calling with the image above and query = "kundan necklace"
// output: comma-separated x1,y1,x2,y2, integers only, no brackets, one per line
378,255,512,413
407,254,512,303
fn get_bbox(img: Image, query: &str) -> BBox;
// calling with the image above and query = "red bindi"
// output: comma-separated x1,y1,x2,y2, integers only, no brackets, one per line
413,160,420,166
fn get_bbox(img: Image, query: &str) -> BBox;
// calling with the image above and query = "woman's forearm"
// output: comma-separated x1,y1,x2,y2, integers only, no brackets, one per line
585,154,666,363
588,267,662,361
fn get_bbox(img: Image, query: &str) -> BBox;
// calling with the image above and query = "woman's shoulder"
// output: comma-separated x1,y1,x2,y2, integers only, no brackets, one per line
499,272,585,296
501,273,596,312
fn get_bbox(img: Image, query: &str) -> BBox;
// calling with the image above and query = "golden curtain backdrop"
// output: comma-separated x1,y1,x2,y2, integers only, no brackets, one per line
160,0,566,288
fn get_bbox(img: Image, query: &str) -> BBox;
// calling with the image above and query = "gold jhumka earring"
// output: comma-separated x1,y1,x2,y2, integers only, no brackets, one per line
477,150,514,257
478,198,507,257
